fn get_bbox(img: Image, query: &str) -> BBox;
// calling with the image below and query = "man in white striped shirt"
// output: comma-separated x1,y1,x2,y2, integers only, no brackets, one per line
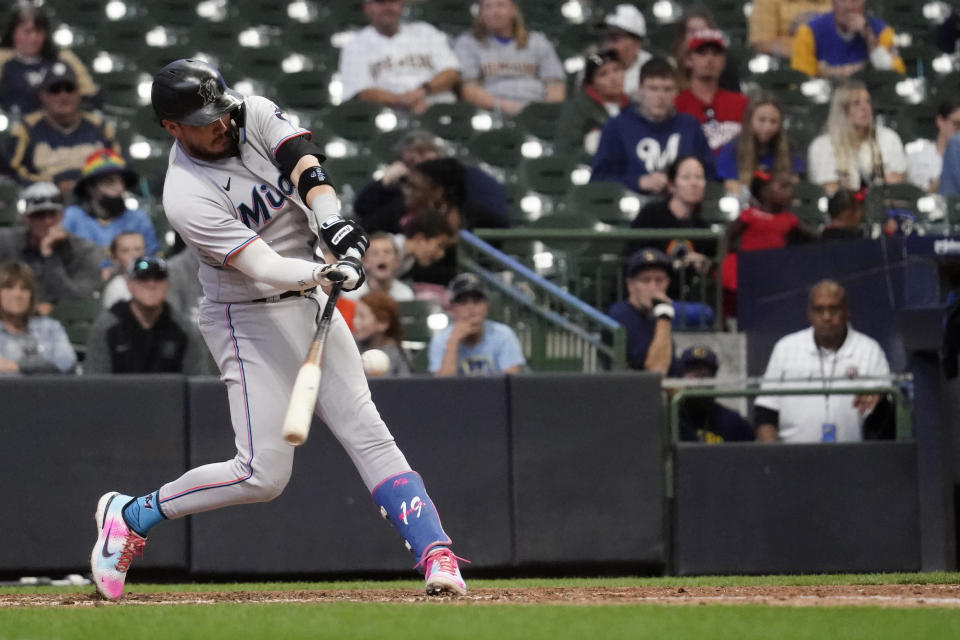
755,280,893,443
338,0,461,114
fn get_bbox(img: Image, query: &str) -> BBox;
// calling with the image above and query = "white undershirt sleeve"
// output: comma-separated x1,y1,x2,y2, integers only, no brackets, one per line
229,237,325,291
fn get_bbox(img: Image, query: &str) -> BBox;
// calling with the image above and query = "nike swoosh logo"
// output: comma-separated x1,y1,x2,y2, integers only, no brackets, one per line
100,522,115,558
223,177,231,191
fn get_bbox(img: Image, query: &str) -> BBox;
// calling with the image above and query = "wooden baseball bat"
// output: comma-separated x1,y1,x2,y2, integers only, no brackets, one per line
282,278,344,446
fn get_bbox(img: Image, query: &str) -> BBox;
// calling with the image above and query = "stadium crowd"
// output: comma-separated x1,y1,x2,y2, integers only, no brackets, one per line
0,0,950,444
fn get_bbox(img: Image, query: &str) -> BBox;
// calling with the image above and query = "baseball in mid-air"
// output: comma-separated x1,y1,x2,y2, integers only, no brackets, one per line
362,349,390,377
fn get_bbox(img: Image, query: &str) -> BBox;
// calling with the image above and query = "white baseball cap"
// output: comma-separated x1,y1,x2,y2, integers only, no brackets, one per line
604,4,646,39
19,181,63,216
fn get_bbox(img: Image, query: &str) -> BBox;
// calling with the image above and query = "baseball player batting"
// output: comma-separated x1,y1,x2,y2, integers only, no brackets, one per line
89,59,466,600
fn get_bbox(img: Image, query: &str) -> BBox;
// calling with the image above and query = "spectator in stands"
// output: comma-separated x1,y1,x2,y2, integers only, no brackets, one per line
454,0,566,116
591,57,714,196
555,48,628,157
353,290,411,377
84,256,208,374
344,231,414,302
626,155,713,275
0,260,75,374
0,181,100,314
394,208,459,283
722,169,817,314
0,3,99,116
675,29,749,152
607,248,682,375
354,130,509,234
597,4,651,99
672,6,741,94
429,272,525,376
338,0,460,114
906,97,960,193
755,279,893,442
62,149,159,272
935,9,960,54
677,345,754,442
749,0,831,59
791,0,905,79
717,93,804,203
821,186,867,240
7,62,119,195
807,80,906,193
100,231,145,309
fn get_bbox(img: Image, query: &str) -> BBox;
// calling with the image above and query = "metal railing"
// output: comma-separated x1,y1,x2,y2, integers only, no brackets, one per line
663,375,914,442
458,230,627,371
471,227,725,330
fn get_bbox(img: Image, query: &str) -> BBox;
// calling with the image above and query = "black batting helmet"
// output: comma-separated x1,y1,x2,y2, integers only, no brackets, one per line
151,59,243,126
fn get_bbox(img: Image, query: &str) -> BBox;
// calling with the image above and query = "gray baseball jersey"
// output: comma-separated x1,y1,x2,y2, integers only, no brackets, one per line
453,31,564,104
339,22,460,103
163,96,320,304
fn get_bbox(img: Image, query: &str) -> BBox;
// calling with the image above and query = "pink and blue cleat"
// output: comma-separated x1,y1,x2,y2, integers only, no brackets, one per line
423,548,467,596
90,492,146,601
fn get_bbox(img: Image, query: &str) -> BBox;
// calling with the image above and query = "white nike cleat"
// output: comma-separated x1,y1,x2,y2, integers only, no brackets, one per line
423,548,467,596
90,492,146,601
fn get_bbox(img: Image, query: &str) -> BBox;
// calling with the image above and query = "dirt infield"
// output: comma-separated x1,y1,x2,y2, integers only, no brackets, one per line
2,584,960,609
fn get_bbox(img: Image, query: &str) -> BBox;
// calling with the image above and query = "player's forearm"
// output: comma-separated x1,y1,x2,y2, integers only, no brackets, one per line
229,237,326,290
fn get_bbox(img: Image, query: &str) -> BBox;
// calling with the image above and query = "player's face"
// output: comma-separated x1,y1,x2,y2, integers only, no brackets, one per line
626,268,670,309
846,89,873,131
40,81,81,119
809,288,848,344
23,208,62,244
0,280,32,318
479,0,517,36
166,114,240,161
751,104,782,145
128,276,169,310
591,61,625,101
112,234,146,271
12,19,45,57
639,76,677,121
364,0,403,36
687,45,725,80
362,237,399,281
670,157,706,206
352,300,387,341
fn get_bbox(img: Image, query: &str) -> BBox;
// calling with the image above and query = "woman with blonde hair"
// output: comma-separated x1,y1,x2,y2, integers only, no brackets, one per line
0,261,76,374
453,0,566,115
807,80,906,193
352,290,411,377
716,92,802,200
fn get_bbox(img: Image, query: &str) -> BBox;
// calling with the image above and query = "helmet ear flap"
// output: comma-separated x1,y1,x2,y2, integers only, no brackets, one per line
230,103,246,145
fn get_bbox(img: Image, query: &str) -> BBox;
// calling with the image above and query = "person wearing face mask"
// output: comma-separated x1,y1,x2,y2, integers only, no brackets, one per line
62,148,160,273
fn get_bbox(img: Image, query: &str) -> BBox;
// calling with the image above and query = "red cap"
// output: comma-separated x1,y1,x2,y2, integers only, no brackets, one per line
687,28,726,52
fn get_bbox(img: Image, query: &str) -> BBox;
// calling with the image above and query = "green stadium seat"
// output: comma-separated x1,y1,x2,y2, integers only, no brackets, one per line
397,299,444,344
95,70,151,111
49,0,108,30
275,71,333,112
518,156,577,198
514,101,565,143
322,101,395,146
144,1,203,27
50,295,103,357
415,103,482,148
562,181,641,225
230,0,293,27
467,128,525,171
412,0,475,33
323,155,381,195
0,179,22,226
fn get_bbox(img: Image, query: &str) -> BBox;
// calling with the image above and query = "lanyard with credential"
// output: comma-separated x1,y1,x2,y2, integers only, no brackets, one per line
817,347,839,422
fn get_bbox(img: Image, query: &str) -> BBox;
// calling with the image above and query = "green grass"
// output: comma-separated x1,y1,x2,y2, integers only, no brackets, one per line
2,574,959,640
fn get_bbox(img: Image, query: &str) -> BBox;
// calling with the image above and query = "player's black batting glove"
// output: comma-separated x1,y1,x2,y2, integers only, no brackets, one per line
320,215,369,260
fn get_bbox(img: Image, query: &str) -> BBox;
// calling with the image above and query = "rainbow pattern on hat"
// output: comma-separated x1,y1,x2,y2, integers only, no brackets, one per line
80,148,128,180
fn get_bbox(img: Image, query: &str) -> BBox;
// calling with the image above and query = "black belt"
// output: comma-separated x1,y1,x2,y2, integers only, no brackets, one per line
251,287,316,303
